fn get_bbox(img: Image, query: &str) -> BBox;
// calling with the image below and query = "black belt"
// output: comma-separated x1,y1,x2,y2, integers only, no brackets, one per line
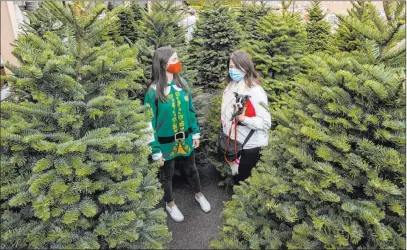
158,128,193,144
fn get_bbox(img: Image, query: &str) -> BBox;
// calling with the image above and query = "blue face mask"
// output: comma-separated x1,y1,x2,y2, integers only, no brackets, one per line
229,68,245,81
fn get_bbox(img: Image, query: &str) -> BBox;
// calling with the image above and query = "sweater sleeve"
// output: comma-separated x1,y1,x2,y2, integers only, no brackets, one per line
241,86,271,131
144,88,162,161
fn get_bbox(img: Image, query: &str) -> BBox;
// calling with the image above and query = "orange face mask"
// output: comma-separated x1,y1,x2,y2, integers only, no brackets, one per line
167,61,182,73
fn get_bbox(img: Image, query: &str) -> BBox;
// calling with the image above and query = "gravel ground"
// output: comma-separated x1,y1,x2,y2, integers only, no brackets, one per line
160,164,232,249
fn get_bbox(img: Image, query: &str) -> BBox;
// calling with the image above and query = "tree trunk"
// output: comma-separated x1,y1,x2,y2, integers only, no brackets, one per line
147,0,152,13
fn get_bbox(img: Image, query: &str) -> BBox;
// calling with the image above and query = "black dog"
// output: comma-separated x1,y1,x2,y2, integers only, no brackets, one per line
230,92,251,121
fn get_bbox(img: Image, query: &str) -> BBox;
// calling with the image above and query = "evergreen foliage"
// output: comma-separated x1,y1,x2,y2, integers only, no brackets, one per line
305,0,332,53
246,11,306,108
330,1,373,53
186,0,241,10
21,6,64,38
133,39,155,93
131,2,144,22
1,2,171,248
187,1,242,89
236,2,271,42
126,1,188,101
199,90,232,184
212,2,406,249
331,15,364,53
116,3,142,45
343,1,406,67
138,0,186,50
281,0,294,17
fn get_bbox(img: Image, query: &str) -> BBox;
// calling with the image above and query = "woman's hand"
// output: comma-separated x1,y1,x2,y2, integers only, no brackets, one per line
238,106,247,122
238,113,246,122
193,139,200,148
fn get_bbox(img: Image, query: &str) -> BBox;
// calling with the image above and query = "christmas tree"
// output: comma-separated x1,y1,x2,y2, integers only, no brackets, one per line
21,5,64,38
197,89,232,185
127,1,188,101
305,0,332,53
115,2,145,45
131,2,144,22
330,1,373,53
110,2,149,100
138,0,185,50
236,1,271,42
187,1,242,89
246,11,306,108
212,2,405,249
343,1,405,67
186,0,241,11
281,0,294,17
1,2,171,248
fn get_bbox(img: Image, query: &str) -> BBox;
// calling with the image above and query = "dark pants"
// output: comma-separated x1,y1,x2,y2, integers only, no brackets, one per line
233,147,261,184
160,151,202,203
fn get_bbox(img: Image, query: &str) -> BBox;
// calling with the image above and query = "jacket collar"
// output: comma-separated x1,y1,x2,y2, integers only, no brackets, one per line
167,79,175,86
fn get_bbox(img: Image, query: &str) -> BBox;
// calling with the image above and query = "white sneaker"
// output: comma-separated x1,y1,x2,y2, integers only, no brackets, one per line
166,204,184,222
195,195,211,213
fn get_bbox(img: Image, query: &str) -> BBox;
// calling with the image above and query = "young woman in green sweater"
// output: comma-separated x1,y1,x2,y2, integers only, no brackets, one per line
144,47,211,222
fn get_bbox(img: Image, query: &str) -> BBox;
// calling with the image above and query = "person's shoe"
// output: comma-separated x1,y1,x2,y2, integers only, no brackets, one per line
195,195,211,212
166,204,184,222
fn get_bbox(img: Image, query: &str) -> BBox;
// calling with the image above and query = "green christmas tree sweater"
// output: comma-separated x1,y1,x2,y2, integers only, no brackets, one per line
144,79,200,161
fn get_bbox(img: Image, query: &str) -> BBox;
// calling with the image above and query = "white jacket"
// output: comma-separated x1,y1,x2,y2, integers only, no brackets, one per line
221,79,271,149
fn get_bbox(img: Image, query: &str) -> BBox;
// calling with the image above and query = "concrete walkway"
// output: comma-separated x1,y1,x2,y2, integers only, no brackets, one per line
163,165,232,249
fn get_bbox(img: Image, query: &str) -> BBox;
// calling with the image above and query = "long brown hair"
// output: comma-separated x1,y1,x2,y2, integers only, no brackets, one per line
150,46,188,102
225,50,261,88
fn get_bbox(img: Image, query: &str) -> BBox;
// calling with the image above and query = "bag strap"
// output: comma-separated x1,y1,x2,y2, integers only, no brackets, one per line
223,117,255,164
224,117,237,165
242,129,255,148
234,117,238,154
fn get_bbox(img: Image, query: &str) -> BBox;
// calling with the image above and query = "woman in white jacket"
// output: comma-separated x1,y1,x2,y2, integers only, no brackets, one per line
221,50,271,184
